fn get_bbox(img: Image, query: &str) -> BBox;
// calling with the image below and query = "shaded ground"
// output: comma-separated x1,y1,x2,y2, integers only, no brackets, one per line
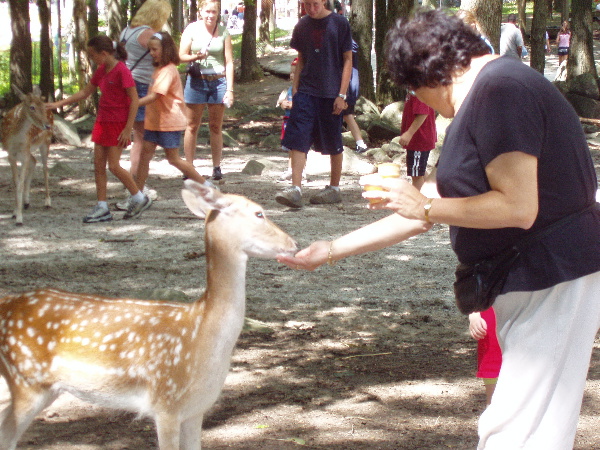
1,70,600,450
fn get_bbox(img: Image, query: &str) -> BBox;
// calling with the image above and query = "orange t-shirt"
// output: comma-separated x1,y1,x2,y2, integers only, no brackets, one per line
144,63,187,131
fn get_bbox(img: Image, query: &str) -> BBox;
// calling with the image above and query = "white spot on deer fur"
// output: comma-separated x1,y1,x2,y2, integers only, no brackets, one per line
8,336,16,346
102,333,115,343
48,341,56,351
81,338,90,346
37,336,44,346
26,328,35,338
99,344,107,352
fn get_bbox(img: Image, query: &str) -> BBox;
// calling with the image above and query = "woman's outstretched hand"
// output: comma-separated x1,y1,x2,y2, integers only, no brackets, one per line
277,240,331,271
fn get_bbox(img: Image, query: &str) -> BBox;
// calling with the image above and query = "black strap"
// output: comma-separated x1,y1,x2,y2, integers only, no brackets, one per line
514,202,599,251
121,26,151,72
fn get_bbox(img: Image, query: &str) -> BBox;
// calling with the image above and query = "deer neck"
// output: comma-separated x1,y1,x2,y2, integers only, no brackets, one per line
2,104,31,146
204,234,247,311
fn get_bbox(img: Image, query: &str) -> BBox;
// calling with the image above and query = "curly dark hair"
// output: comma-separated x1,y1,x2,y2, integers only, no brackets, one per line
386,9,490,89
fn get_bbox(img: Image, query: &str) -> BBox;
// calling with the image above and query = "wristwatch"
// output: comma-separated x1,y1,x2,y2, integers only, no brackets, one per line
338,93,347,101
424,198,434,223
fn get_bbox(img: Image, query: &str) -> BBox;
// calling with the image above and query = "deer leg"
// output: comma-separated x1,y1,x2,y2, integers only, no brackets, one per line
23,153,37,211
0,385,57,450
180,413,203,450
8,155,24,225
39,141,51,208
155,413,181,450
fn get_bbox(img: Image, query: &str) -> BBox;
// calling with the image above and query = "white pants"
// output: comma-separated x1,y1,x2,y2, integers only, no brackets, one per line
478,271,600,450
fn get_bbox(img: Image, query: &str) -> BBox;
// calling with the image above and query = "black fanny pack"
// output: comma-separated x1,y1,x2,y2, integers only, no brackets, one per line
453,202,598,315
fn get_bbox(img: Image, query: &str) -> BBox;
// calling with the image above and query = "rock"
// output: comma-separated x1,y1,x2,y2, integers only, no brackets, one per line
241,159,266,175
380,101,404,127
567,73,600,100
260,134,282,149
71,114,95,133
222,130,238,147
386,138,404,156
341,129,368,148
367,119,401,141
243,317,275,333
49,162,78,178
370,147,393,163
355,97,380,117
52,115,82,147
565,92,600,119
341,147,375,175
354,112,380,132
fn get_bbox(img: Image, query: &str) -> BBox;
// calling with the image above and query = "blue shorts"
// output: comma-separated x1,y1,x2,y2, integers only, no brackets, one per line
134,80,149,122
406,150,431,177
184,76,226,104
144,130,182,149
281,92,344,155
557,47,569,56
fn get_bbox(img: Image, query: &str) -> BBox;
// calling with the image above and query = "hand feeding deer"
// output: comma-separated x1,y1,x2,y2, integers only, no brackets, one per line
0,180,297,450
1,86,53,225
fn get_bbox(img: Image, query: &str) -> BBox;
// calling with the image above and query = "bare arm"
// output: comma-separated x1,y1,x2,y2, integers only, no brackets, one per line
278,214,431,271
223,34,234,105
138,91,159,107
364,151,539,230
46,83,96,110
118,85,139,147
399,114,427,147
333,50,352,115
292,53,303,96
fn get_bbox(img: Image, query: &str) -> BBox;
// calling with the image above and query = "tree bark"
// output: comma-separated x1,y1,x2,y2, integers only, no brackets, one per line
73,0,95,115
568,0,597,80
461,0,503,53
239,0,263,81
350,0,374,101
530,0,548,74
106,0,127,40
517,0,527,38
8,0,33,104
37,0,54,101
375,0,410,106
259,0,274,49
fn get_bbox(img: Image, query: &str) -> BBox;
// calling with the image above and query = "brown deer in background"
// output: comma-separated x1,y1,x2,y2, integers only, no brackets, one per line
0,181,297,449
1,86,53,225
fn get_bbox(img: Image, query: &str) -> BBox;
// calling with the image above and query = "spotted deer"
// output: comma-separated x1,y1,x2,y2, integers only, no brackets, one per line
0,180,297,450
1,86,53,225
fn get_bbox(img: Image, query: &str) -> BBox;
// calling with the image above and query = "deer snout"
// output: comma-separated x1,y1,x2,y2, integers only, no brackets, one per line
280,237,298,257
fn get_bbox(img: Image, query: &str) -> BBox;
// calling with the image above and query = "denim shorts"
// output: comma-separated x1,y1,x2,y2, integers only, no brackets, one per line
281,92,344,155
184,75,226,104
134,80,149,122
144,130,182,149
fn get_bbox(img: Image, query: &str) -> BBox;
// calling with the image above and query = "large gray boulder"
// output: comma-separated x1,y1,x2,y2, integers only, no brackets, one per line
565,92,600,119
567,73,600,101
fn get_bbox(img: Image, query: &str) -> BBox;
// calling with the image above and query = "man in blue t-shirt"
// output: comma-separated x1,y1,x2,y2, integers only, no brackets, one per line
275,0,353,209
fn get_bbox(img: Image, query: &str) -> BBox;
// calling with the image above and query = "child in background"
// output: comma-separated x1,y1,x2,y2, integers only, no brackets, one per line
133,32,213,196
556,20,571,66
399,92,437,191
46,34,150,223
469,308,502,406
276,58,306,182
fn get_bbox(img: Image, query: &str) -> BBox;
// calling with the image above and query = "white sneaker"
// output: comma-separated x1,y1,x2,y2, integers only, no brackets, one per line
123,195,152,220
83,204,113,223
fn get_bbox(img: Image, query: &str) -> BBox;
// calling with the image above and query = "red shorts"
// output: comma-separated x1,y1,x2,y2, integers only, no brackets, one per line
91,121,129,147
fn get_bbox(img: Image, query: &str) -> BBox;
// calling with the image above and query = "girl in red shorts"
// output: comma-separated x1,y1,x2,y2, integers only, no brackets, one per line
47,35,151,223
469,308,502,406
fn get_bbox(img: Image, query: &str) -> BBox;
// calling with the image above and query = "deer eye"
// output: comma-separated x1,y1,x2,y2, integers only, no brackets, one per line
30,105,36,111
255,211,264,219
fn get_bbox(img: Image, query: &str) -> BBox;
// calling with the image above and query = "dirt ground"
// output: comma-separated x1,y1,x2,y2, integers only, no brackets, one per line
1,72,600,450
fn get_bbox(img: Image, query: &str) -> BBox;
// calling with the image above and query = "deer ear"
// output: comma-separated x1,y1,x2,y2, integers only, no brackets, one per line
182,180,230,218
32,85,41,96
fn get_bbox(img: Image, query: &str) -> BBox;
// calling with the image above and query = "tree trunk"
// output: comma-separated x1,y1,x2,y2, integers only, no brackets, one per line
350,0,374,101
8,0,32,104
375,0,410,106
568,0,597,80
106,0,127,40
517,0,527,38
461,0,503,53
37,0,54,101
259,0,274,51
239,0,263,81
530,0,548,74
373,0,386,86
73,0,95,115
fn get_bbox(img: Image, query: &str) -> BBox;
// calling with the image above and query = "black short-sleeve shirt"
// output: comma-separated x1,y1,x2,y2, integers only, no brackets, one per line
437,56,600,293
290,12,353,99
